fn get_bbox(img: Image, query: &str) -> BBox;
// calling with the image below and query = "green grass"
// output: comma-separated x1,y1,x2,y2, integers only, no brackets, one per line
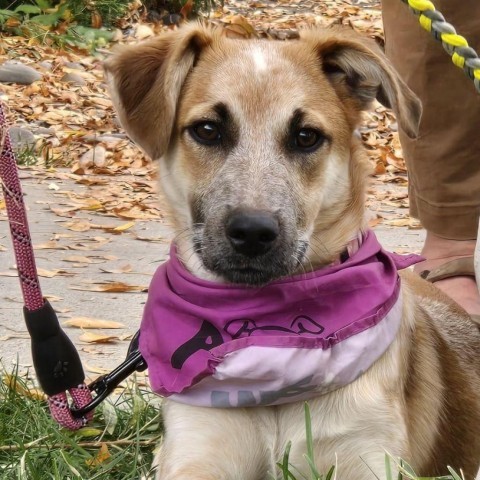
14,143,39,167
0,369,162,479
276,403,335,480
0,372,467,480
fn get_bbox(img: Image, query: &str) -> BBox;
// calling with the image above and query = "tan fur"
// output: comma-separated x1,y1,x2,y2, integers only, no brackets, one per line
105,24,480,479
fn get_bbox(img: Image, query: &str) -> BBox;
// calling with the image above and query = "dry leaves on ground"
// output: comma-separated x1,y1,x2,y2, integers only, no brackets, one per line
0,0,413,234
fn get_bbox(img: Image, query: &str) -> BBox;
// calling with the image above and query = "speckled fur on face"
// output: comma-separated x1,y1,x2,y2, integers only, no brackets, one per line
104,24,421,284
172,41,356,284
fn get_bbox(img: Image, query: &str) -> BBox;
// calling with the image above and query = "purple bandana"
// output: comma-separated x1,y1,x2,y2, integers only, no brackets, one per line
140,231,421,408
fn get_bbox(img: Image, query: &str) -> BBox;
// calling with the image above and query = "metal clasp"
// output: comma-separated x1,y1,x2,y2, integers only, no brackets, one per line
71,331,147,418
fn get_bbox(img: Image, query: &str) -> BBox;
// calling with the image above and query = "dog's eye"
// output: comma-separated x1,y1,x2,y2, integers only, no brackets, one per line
292,129,325,152
189,122,221,146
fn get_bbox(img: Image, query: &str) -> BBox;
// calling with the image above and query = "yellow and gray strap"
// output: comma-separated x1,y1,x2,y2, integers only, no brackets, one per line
401,0,480,93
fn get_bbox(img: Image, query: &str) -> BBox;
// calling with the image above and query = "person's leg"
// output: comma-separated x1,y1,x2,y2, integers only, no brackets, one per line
382,0,480,315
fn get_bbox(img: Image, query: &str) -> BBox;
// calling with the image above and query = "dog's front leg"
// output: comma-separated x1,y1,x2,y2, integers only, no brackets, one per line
276,392,408,480
154,401,271,480
281,426,403,480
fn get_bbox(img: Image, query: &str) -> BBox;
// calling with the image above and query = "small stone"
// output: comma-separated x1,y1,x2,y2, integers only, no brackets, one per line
82,134,127,145
0,61,42,85
135,24,154,40
31,126,56,135
8,126,36,152
106,133,128,139
79,146,107,169
161,13,182,26
37,61,53,71
60,72,86,86
63,61,84,70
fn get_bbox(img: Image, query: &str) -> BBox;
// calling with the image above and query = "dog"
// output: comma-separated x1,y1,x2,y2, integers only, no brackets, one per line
104,23,480,480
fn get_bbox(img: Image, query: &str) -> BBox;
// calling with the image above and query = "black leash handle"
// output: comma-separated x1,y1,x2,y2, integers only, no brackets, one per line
24,300,86,396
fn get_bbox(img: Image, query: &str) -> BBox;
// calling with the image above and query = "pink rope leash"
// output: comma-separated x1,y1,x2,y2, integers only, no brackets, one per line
0,105,43,311
48,385,94,429
0,102,93,429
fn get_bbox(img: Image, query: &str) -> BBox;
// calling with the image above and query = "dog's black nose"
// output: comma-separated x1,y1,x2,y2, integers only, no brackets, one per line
226,210,280,257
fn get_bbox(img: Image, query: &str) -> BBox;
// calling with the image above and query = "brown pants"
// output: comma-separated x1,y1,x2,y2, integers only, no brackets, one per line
382,0,480,240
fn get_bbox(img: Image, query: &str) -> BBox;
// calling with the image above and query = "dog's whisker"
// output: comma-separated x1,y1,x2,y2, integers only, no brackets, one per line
173,224,205,242
184,244,207,265
309,234,331,259
172,227,192,241
291,252,307,279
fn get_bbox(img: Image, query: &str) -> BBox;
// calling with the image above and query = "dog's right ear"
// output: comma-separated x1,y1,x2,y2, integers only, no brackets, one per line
301,27,422,139
104,24,214,159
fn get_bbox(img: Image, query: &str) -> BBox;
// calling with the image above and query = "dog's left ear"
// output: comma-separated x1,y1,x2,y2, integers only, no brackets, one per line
302,28,422,138
104,24,214,159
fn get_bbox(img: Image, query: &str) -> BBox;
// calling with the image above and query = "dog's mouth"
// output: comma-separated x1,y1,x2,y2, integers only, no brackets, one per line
203,254,306,286
193,230,308,286
218,264,285,286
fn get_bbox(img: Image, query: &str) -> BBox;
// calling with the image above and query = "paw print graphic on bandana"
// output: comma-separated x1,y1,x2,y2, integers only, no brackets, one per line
53,360,69,378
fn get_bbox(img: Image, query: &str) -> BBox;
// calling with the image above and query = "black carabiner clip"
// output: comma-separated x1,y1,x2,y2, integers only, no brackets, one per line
70,331,147,418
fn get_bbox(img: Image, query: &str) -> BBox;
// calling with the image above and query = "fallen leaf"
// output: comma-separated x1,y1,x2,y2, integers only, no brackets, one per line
65,220,91,232
91,10,103,29
70,281,148,293
225,15,257,37
384,218,410,227
44,295,64,302
63,255,93,263
112,207,158,220
373,161,387,175
180,0,193,17
102,402,118,435
0,271,18,277
77,427,103,438
5,17,21,28
37,268,73,278
384,217,422,229
2,374,46,401
0,333,30,341
101,255,118,261
86,443,111,467
79,332,119,344
99,264,133,274
55,307,71,314
112,221,135,232
63,317,125,329
135,234,167,243
34,241,66,250
67,237,110,250
85,364,110,375
368,217,383,228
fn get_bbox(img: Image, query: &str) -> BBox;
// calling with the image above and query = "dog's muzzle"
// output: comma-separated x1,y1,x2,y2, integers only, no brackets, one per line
194,207,302,286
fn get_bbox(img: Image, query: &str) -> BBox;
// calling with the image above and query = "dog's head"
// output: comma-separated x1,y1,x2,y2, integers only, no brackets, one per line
104,24,420,285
